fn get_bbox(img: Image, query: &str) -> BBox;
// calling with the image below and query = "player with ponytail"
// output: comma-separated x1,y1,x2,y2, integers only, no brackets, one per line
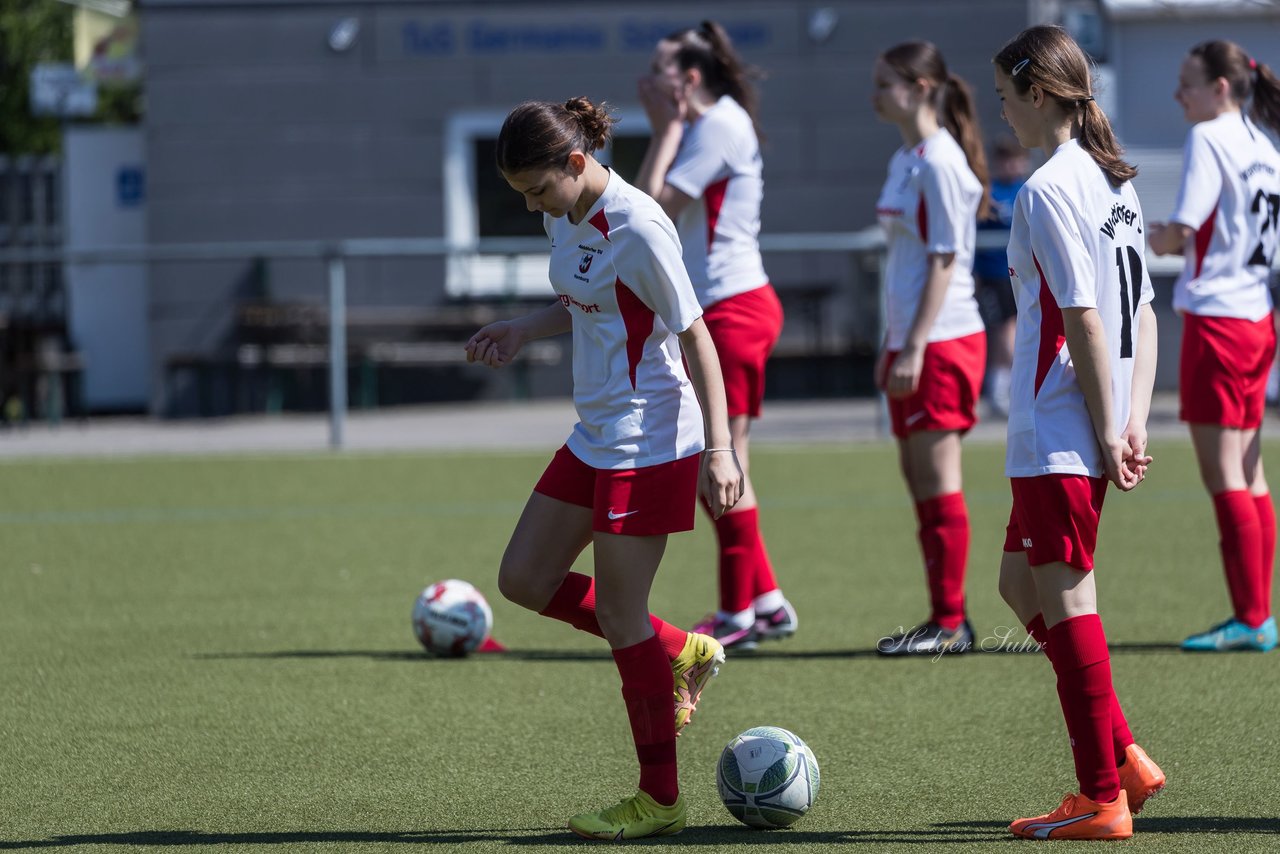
992,25,1165,840
870,41,989,656
469,96,743,839
1147,40,1280,653
634,20,797,652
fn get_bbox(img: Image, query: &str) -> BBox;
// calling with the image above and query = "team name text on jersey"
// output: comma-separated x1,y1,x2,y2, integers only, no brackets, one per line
1099,203,1141,239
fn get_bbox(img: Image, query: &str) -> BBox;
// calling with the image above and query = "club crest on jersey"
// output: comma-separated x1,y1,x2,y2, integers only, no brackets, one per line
578,253,594,274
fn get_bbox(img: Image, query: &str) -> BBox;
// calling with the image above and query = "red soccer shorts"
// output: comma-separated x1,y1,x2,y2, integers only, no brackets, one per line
1180,312,1277,430
884,331,986,439
1003,474,1108,571
702,284,785,419
533,444,701,535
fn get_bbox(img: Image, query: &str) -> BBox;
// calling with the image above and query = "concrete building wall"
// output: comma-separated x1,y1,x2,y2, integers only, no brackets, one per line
140,0,1029,414
1108,16,1280,148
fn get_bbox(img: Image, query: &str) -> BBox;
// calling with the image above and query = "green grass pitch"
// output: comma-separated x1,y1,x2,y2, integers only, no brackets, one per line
2,440,1278,852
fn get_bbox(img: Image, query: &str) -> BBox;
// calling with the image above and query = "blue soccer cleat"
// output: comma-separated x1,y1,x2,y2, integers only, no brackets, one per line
1181,616,1277,652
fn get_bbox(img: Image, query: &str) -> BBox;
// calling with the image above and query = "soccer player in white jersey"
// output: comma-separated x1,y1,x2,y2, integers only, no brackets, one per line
870,41,990,656
634,20,796,651
1147,41,1280,653
465,97,744,840
993,26,1165,840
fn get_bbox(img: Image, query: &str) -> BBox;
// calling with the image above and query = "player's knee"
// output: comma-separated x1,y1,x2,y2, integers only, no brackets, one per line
592,596,624,634
997,579,1016,610
997,569,1024,611
497,558,548,611
592,597,644,643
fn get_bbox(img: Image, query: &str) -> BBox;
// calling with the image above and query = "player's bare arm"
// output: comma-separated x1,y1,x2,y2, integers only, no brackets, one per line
635,77,686,202
1122,302,1158,478
1146,221,1193,256
465,302,572,369
1063,307,1139,491
678,318,744,517
887,252,957,398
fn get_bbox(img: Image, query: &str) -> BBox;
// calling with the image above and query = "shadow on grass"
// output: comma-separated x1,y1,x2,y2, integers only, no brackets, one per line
0,830,536,849
191,648,922,662
4,817,1274,848
192,640,1184,664
191,649,612,663
934,816,1280,835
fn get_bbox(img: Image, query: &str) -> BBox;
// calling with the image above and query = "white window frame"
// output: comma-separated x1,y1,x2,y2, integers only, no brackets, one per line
443,107,648,298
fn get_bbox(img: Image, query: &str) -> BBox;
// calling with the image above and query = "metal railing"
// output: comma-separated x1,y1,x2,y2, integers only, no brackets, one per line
0,229,1214,448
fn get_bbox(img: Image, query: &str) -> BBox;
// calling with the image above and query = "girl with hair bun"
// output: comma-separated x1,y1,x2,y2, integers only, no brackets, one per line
870,41,989,657
635,20,797,652
992,24,1164,840
1147,40,1280,653
467,96,744,840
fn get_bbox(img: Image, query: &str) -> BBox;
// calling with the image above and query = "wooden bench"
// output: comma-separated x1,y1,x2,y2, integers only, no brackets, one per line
164,301,564,416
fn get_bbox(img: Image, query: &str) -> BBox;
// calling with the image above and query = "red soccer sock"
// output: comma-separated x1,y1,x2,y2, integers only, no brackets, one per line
709,506,763,614
1026,614,1132,765
1255,493,1276,620
1213,490,1268,628
613,636,679,806
539,572,688,661
754,539,780,602
1047,614,1121,803
915,493,969,631
745,509,781,601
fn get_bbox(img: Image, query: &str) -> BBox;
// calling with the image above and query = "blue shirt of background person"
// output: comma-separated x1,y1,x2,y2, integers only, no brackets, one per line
972,135,1030,416
974,135,1029,280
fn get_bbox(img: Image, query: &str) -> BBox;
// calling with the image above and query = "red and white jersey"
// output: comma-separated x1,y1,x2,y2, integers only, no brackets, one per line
665,95,769,307
1005,139,1154,478
876,128,985,350
1169,112,1280,321
545,169,706,469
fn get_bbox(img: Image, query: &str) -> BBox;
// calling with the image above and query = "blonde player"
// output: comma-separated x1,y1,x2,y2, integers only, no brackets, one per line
993,26,1165,840
635,20,795,651
466,97,743,840
871,41,989,656
1148,40,1280,652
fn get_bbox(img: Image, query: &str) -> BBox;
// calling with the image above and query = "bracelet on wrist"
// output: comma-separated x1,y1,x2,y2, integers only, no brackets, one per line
704,448,736,453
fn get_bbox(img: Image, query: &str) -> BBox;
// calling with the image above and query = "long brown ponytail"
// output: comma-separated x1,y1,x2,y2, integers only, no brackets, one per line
496,97,616,174
665,20,765,141
1190,39,1280,136
881,41,991,218
993,26,1136,188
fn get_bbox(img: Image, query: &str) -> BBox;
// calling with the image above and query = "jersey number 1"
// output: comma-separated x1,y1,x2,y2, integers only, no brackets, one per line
1115,246,1143,359
1248,190,1280,269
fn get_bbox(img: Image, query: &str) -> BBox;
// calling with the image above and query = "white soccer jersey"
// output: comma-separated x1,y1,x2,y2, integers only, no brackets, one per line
1005,139,1155,478
664,95,769,307
544,170,706,469
876,128,985,350
1169,112,1280,321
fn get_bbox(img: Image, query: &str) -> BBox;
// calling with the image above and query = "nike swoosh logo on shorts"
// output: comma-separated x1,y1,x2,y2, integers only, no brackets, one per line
905,411,927,425
607,509,640,520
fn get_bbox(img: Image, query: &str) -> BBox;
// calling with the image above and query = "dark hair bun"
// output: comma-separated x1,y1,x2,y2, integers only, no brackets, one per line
563,97,616,152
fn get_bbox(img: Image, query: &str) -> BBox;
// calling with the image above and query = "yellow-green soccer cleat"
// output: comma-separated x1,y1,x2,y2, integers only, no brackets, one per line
568,791,687,841
672,632,725,735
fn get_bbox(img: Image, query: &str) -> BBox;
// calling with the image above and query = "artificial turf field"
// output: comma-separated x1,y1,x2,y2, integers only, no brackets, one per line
2,439,1278,853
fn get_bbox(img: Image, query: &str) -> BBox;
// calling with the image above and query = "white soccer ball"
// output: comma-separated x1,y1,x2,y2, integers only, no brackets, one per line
411,579,493,657
716,725,820,829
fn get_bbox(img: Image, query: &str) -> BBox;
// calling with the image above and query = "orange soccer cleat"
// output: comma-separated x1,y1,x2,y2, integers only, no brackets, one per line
1118,743,1166,814
1009,790,1133,840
